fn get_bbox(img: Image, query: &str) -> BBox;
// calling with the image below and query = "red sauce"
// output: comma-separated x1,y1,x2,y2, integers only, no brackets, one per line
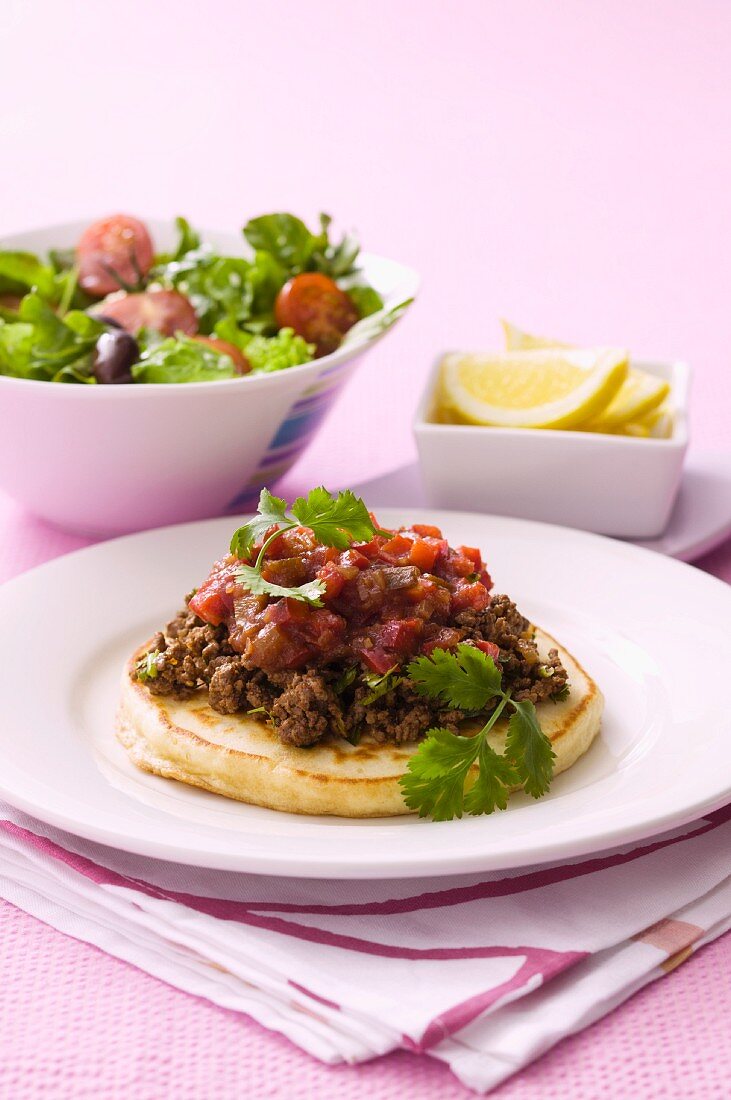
189,524,493,673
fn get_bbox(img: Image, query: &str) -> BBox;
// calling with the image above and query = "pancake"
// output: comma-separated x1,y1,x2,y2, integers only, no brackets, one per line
116,627,602,818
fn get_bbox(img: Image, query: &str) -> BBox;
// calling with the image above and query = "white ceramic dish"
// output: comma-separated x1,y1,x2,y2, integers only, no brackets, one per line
0,220,418,537
0,508,728,879
350,449,731,562
414,356,690,538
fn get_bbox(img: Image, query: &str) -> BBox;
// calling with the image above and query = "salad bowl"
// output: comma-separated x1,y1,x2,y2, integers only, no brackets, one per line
0,219,418,536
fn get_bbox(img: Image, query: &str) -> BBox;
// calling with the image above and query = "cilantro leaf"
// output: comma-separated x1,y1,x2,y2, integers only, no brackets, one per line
136,651,160,682
235,563,326,607
408,644,502,711
463,740,519,815
361,667,402,705
291,487,382,548
505,699,556,799
230,489,289,558
400,728,479,820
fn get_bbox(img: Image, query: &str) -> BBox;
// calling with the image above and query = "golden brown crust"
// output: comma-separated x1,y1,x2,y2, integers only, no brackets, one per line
117,628,603,817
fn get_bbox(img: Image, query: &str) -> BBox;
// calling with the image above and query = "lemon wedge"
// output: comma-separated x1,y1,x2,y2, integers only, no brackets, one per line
440,348,629,429
615,401,675,439
501,320,670,431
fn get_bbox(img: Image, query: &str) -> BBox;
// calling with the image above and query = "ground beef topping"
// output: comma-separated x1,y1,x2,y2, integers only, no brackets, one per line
137,592,568,749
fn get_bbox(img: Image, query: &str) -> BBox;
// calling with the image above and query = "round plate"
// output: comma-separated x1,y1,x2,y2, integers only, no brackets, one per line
1,510,729,878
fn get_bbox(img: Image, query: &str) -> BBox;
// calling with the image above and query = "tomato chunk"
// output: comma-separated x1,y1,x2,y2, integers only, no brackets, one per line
474,639,501,660
77,215,154,297
188,557,240,625
408,538,438,572
274,273,359,357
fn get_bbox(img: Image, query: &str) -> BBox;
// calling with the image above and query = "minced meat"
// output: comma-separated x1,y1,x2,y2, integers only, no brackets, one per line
138,593,567,748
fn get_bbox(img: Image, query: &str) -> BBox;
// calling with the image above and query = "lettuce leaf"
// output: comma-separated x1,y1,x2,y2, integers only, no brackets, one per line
0,294,103,380
131,335,239,383
213,321,313,373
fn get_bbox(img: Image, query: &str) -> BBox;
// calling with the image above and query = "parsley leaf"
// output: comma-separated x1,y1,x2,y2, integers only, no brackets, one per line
399,645,556,820
235,564,326,607
505,699,555,799
230,489,288,558
408,644,502,711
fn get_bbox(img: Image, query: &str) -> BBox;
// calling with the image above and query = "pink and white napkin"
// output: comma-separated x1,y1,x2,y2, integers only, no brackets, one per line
0,800,729,1094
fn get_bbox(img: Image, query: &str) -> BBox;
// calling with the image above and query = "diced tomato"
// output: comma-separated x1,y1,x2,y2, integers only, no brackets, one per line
358,645,396,674
339,548,370,571
411,524,442,538
378,534,413,563
188,557,240,625
352,537,385,560
474,639,501,660
408,538,438,572
445,552,476,578
459,546,482,570
450,582,491,613
375,618,423,654
317,561,346,600
480,569,493,591
264,598,311,626
422,627,462,655
300,608,347,647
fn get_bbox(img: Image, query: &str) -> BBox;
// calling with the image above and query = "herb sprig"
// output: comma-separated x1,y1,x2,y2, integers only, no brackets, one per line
400,644,556,821
230,487,390,606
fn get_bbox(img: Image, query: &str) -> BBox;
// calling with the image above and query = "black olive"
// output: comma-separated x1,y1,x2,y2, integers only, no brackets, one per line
93,330,139,384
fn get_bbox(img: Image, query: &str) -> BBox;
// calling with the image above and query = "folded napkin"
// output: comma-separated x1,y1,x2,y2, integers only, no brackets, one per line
0,800,729,1094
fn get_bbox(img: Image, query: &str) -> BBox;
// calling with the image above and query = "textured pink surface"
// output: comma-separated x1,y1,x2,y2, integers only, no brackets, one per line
1,900,730,1100
1,2,731,1095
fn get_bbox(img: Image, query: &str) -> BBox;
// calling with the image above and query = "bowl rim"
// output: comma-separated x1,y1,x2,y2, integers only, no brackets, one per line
413,351,690,449
0,218,419,397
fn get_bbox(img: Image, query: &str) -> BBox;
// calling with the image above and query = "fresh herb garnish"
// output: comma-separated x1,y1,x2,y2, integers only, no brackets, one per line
400,644,556,820
136,651,160,682
361,666,402,705
230,487,390,606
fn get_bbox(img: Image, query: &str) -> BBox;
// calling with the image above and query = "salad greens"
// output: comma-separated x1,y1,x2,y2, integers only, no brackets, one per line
0,210,408,385
0,294,104,383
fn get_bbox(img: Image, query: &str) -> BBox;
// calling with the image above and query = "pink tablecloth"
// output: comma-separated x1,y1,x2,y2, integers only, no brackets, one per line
0,453,730,1098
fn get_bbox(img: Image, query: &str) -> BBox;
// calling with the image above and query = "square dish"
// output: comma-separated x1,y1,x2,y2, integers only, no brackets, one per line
414,357,690,537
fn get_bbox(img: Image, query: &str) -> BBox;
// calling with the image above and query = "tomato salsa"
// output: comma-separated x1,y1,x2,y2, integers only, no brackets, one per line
189,523,495,674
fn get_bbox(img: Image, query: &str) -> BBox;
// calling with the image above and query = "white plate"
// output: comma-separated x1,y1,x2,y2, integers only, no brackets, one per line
351,450,731,562
0,510,729,878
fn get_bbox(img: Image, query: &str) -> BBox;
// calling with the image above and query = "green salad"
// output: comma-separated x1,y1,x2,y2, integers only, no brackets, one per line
0,212,410,385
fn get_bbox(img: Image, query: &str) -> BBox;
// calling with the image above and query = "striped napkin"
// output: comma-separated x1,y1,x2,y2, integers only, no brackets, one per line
0,800,729,1094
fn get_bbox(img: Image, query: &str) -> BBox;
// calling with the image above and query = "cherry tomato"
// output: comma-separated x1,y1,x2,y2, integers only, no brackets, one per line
274,273,359,357
97,289,198,337
77,215,154,297
192,336,250,374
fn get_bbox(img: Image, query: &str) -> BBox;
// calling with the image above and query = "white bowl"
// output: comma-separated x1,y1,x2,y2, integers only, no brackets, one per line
414,356,690,538
0,219,418,536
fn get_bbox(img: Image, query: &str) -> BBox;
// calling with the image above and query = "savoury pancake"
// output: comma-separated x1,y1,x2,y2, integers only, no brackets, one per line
117,627,602,817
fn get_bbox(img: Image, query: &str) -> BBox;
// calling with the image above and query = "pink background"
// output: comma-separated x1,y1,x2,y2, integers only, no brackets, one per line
1,2,730,1096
